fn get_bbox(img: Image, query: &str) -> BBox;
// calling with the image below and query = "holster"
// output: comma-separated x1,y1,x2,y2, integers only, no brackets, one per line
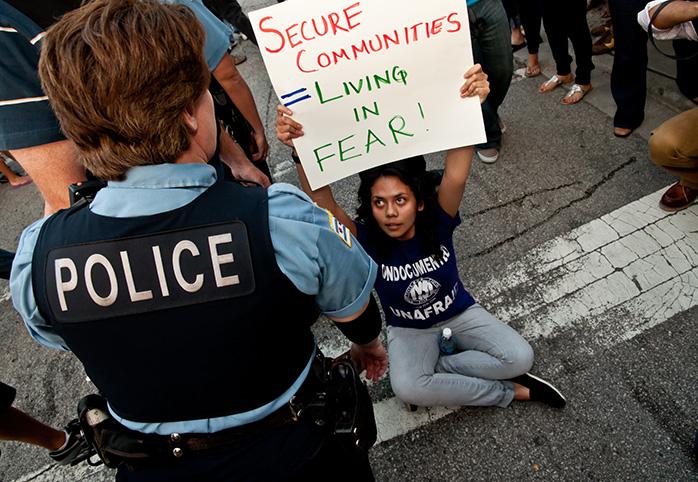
77,394,162,468
291,350,377,452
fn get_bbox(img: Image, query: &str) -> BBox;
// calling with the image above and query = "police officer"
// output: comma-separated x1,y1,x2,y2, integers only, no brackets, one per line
10,1,387,480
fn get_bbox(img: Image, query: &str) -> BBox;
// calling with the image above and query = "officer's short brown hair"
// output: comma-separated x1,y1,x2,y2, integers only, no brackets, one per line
39,0,210,180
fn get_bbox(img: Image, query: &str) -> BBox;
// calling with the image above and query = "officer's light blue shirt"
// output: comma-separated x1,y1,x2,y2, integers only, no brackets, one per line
166,0,231,71
10,163,377,435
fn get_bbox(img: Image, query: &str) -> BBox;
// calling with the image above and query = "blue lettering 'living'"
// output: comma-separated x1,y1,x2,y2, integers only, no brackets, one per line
46,222,255,323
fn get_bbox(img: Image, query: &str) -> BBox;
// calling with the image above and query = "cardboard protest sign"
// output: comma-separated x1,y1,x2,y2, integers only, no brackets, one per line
250,0,485,189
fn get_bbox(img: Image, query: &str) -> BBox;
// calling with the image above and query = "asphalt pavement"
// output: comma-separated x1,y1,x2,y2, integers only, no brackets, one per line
0,1,696,480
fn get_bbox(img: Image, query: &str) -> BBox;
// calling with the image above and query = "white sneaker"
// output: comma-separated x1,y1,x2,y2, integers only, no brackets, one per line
476,148,499,164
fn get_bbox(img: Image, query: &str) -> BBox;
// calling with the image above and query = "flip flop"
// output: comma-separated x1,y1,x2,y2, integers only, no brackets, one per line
539,74,572,93
561,84,592,105
10,177,32,189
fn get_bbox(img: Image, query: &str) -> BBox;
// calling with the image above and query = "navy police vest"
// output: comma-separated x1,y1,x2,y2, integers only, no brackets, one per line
32,179,318,423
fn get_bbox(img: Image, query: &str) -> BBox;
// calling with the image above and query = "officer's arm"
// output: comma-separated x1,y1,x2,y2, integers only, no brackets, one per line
329,295,380,342
9,219,70,351
331,295,387,383
267,185,386,380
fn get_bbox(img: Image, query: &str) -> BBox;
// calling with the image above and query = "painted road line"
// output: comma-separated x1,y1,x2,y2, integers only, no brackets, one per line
271,159,296,180
14,462,108,482
12,188,697,481
479,187,697,343
1,285,11,303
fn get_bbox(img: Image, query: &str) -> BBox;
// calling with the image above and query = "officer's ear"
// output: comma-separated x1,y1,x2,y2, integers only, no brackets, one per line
182,103,198,134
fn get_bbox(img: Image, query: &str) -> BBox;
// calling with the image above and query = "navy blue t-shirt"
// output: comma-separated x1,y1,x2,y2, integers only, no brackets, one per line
356,205,476,329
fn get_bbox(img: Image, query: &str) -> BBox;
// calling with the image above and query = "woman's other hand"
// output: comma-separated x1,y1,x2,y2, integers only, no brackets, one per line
460,63,490,104
276,105,304,148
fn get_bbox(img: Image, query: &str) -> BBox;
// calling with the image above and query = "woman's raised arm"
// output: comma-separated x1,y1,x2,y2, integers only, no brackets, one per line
438,64,490,217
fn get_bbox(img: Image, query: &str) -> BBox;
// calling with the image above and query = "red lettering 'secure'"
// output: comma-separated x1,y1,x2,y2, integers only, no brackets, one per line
260,2,363,54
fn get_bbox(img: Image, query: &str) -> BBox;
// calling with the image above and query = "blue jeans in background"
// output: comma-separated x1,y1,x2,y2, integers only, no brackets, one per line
469,0,514,150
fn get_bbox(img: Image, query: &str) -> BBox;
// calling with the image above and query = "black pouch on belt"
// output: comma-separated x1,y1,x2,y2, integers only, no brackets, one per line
77,394,164,468
292,350,377,452
330,351,377,452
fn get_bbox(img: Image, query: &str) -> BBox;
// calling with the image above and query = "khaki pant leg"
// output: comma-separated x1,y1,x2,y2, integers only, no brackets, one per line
648,108,698,189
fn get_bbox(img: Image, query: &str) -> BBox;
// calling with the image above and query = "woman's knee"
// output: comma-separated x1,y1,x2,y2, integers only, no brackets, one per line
502,340,534,378
390,372,430,405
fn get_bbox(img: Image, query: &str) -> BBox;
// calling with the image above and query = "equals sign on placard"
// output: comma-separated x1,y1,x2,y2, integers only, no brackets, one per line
282,87,311,107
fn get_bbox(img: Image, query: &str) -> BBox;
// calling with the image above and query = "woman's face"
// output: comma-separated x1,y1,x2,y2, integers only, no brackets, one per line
370,175,424,241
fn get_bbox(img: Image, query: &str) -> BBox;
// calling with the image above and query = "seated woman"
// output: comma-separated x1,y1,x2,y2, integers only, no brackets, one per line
276,65,566,409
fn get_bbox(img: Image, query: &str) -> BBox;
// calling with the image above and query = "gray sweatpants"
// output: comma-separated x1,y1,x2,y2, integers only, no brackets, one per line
387,304,533,408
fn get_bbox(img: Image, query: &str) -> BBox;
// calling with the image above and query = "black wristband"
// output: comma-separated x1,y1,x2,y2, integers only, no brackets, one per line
291,151,301,164
334,294,382,345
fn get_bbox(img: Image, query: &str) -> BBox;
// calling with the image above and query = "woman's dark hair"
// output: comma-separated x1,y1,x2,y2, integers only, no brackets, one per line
356,156,442,260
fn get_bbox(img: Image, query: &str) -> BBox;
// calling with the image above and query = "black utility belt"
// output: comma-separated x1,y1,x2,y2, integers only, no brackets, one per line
78,395,297,468
78,350,377,468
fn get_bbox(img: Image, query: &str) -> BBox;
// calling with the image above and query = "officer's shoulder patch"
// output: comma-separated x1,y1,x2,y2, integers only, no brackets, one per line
322,209,352,248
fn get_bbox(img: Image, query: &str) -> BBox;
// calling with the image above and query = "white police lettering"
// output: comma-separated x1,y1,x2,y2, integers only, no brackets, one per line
172,240,204,293
84,254,119,307
389,283,459,320
208,233,240,288
55,258,78,312
380,245,450,282
120,251,154,302
151,246,170,297
52,229,249,314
